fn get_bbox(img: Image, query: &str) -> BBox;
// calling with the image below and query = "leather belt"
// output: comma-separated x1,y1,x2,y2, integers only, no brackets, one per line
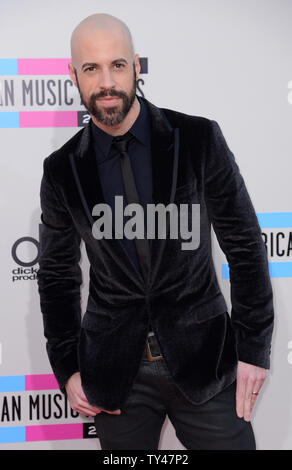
145,332,163,362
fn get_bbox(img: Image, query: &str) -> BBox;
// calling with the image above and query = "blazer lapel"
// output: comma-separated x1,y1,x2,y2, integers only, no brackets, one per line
69,123,104,227
69,97,180,287
143,98,180,286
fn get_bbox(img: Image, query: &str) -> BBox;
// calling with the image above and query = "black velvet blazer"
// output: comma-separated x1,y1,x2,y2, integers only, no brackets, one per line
37,96,274,411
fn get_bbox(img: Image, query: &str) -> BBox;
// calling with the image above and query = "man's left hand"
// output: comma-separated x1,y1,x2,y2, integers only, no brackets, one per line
236,361,266,422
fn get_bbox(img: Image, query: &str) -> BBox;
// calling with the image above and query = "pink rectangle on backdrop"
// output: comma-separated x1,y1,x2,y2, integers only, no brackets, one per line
19,111,77,127
17,58,70,75
25,374,58,391
26,424,83,442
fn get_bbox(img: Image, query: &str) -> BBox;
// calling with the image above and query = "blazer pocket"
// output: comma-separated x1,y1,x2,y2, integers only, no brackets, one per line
188,297,228,324
194,308,228,324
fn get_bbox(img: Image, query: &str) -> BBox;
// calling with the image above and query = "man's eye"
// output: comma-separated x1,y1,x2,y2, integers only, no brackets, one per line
114,63,125,69
85,67,96,72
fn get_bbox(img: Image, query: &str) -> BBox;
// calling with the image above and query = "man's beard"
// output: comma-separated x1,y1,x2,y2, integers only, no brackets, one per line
75,66,137,126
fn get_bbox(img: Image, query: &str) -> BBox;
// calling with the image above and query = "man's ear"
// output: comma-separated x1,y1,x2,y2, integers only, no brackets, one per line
134,53,141,80
68,62,78,87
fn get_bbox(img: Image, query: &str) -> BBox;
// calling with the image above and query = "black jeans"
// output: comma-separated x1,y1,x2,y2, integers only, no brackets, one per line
93,333,256,450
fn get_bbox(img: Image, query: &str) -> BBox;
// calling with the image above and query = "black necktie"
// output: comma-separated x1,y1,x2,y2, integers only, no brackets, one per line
112,133,151,284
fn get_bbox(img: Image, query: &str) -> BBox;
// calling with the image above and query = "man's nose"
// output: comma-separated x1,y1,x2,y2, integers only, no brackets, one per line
99,68,115,89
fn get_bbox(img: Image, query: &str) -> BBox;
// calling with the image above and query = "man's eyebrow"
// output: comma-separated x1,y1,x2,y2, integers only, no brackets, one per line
112,58,128,65
81,58,128,70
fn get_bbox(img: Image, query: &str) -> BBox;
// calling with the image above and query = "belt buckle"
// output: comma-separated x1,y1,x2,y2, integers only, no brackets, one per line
145,332,163,362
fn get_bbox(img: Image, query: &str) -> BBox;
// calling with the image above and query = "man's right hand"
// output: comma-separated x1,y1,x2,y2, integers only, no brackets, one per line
65,372,121,417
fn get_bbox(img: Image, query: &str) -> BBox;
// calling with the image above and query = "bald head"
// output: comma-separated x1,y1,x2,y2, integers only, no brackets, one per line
68,13,141,133
70,13,135,68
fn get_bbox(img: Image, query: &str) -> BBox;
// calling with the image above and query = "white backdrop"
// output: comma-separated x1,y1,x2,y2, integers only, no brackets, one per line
0,0,291,450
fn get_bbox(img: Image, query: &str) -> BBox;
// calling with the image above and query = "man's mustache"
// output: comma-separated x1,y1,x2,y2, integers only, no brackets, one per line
91,90,127,100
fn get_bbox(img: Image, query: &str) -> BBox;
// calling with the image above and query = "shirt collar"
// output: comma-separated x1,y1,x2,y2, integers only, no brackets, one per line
90,95,150,162
129,95,150,146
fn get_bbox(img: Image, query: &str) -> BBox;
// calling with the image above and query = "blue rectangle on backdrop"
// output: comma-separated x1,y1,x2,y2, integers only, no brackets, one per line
0,112,19,128
0,59,18,75
257,212,292,228
222,261,292,279
269,262,292,278
0,427,25,444
0,375,25,392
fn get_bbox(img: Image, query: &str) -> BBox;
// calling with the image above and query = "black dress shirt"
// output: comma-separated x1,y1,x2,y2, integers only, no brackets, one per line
90,95,153,281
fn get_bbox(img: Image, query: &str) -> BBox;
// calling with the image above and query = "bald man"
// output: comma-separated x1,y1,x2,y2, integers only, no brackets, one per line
37,13,274,450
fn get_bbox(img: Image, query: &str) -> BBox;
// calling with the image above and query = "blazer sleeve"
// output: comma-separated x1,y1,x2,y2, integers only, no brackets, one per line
37,156,83,394
204,120,274,369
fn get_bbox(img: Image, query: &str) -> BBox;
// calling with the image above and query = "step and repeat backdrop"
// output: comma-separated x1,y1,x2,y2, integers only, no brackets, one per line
0,0,291,450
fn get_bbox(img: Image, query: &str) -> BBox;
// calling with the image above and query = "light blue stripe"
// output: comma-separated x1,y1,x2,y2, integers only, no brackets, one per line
222,262,292,279
269,262,292,277
0,427,25,444
0,375,25,392
0,59,18,75
222,264,230,279
0,112,19,128
257,212,292,228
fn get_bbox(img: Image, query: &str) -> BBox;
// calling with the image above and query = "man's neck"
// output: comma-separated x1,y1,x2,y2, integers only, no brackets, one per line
91,96,141,137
